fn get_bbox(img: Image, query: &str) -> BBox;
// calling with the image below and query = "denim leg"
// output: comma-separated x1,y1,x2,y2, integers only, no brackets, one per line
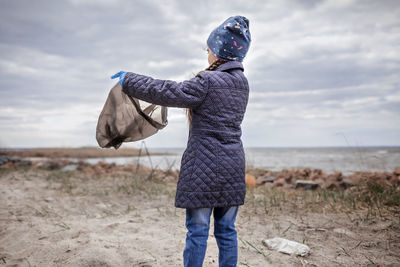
213,206,239,267
183,208,213,267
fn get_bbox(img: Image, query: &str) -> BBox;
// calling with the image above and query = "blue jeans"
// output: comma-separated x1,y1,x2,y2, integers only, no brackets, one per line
183,206,239,267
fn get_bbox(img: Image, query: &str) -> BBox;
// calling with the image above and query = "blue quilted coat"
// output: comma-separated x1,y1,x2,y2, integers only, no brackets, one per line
122,61,249,208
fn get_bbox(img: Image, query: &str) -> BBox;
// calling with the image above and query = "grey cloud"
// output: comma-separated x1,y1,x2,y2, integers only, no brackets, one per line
0,0,399,148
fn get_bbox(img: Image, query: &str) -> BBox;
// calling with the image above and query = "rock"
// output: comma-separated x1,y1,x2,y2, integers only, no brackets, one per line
0,155,32,167
393,168,400,176
245,174,256,188
299,168,311,178
312,169,324,176
384,172,393,181
374,172,389,184
81,166,95,175
93,164,106,175
0,156,21,165
323,180,340,190
309,172,322,181
276,170,293,183
0,155,10,165
295,180,319,190
17,160,32,167
309,169,327,181
340,178,356,189
264,176,276,183
273,178,286,187
61,164,79,172
389,175,400,186
40,161,62,170
122,164,135,172
331,171,343,182
256,175,275,185
8,156,21,163
313,178,325,188
247,168,270,177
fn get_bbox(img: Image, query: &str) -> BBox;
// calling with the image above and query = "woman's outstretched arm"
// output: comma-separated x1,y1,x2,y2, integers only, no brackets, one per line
121,71,209,109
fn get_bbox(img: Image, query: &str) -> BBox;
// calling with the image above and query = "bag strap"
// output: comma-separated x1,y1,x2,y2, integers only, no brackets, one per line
127,96,168,129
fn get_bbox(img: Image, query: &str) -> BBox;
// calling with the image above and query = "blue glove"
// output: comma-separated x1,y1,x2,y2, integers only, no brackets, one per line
111,71,127,86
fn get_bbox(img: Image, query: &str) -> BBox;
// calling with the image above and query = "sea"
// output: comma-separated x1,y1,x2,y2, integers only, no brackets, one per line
83,146,400,175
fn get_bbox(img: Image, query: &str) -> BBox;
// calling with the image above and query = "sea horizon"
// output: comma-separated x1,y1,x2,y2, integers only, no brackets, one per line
1,145,400,150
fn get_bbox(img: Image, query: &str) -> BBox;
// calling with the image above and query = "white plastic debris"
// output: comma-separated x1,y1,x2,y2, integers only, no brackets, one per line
262,237,310,256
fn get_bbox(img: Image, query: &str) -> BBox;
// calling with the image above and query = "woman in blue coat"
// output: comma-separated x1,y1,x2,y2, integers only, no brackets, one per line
112,15,251,267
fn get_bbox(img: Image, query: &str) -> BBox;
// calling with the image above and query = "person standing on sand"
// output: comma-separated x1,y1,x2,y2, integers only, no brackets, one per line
111,15,251,267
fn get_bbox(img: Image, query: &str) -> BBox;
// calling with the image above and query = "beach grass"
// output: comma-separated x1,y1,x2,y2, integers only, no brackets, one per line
243,180,399,222
18,165,398,220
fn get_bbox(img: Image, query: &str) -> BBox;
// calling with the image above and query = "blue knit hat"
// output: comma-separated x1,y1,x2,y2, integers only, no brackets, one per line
207,15,251,62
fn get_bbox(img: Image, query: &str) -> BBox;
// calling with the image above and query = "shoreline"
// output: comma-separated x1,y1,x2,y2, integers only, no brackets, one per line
1,154,399,191
0,147,172,159
1,146,399,174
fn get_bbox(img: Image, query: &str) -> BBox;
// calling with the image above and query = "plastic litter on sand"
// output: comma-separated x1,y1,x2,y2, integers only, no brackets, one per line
262,237,310,256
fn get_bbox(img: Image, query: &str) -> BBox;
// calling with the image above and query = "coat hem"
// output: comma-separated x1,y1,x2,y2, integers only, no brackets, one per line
174,189,246,209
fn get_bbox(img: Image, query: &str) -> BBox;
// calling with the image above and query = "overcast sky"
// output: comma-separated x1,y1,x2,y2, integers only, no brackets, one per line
0,0,399,149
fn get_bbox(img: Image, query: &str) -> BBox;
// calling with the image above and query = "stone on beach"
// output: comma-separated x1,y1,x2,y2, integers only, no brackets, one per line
2,153,400,190
256,175,275,185
309,169,326,181
61,164,79,172
0,155,32,167
341,178,357,189
328,171,343,182
276,169,294,183
295,180,320,190
322,180,341,190
273,178,286,187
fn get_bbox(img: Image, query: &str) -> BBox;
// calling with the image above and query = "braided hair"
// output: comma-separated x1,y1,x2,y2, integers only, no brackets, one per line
186,59,228,126
205,58,228,71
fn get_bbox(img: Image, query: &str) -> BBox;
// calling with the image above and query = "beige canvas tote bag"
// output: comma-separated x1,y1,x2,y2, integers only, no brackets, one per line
96,83,168,149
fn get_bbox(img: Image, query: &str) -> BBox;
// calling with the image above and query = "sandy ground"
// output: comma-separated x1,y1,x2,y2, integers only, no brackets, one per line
0,168,399,267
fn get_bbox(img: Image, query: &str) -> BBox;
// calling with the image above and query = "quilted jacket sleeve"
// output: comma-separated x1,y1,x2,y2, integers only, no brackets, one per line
121,71,209,109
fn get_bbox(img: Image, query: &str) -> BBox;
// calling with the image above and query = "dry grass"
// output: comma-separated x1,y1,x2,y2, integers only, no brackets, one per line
243,182,399,219
2,165,398,218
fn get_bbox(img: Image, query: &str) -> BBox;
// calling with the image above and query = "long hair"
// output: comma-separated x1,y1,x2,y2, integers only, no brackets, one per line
186,58,228,126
